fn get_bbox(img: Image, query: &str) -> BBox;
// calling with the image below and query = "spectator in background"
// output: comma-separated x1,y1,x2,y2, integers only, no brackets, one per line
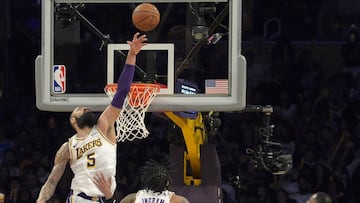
1,149,20,178
0,126,14,163
341,30,360,78
289,174,312,203
274,188,296,203
0,182,6,203
296,48,323,95
269,35,295,83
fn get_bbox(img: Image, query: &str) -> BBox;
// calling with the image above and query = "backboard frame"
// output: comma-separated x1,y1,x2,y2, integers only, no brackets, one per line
107,43,175,95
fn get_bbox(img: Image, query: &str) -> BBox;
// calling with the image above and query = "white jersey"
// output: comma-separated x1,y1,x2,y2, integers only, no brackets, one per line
68,126,117,197
135,189,174,203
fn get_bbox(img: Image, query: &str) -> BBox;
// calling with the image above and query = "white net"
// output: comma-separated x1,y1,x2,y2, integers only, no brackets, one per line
105,83,160,142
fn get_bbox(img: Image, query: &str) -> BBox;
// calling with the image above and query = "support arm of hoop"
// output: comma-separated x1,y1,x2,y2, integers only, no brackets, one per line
111,64,135,109
164,112,205,186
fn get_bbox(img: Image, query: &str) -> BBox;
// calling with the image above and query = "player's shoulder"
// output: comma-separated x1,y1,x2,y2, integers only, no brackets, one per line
58,141,70,150
171,194,189,203
53,141,71,162
119,193,136,203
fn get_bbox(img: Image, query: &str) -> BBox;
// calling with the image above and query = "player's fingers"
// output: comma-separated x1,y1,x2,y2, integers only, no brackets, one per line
93,174,99,182
98,173,106,181
140,37,148,42
93,172,104,183
139,34,147,40
92,176,99,184
133,32,140,40
94,172,103,181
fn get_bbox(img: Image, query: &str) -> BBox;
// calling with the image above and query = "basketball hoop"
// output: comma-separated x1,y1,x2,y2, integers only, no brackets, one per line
104,83,160,142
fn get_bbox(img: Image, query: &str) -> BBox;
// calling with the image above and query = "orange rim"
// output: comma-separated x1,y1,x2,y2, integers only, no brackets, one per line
105,83,161,92
105,83,160,106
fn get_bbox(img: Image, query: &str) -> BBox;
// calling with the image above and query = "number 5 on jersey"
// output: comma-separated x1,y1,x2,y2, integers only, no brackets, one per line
87,153,95,168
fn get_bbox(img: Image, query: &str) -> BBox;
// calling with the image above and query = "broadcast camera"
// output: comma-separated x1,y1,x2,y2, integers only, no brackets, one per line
244,105,293,175
189,3,217,40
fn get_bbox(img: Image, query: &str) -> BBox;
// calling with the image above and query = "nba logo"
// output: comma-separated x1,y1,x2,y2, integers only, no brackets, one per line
53,65,66,93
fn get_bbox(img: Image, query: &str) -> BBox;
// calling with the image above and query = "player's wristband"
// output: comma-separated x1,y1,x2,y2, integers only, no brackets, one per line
111,64,135,108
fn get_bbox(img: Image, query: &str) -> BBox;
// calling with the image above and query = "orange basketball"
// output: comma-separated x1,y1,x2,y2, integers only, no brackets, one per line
132,3,160,32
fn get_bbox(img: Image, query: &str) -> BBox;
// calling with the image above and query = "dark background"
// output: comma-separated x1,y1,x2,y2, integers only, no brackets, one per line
1,0,360,202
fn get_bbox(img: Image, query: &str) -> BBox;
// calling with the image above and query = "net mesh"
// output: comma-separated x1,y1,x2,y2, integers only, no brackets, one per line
104,83,160,142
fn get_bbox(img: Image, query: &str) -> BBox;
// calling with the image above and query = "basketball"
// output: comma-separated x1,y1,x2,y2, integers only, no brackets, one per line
132,3,160,32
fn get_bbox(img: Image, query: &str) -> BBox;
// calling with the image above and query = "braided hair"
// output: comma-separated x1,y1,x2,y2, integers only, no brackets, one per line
140,160,170,193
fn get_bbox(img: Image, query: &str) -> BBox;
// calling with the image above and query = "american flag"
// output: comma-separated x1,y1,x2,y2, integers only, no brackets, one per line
205,79,229,94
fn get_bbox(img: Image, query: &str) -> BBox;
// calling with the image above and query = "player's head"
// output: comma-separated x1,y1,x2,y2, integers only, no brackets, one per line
70,107,97,129
306,192,332,203
140,160,170,193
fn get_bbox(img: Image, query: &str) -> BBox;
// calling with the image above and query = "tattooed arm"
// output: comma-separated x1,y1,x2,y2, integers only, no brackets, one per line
36,142,70,203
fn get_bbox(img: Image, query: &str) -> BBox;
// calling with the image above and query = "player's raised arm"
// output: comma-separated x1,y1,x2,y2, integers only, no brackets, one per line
97,33,147,140
36,142,70,203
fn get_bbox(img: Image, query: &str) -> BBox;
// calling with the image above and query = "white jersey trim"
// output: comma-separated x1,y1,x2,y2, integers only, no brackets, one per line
96,126,116,145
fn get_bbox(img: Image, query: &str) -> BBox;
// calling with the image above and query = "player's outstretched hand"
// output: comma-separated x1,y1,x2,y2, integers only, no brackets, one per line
127,32,147,56
93,172,113,200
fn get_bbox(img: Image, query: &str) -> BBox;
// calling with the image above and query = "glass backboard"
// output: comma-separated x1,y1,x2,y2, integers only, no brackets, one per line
35,0,246,112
